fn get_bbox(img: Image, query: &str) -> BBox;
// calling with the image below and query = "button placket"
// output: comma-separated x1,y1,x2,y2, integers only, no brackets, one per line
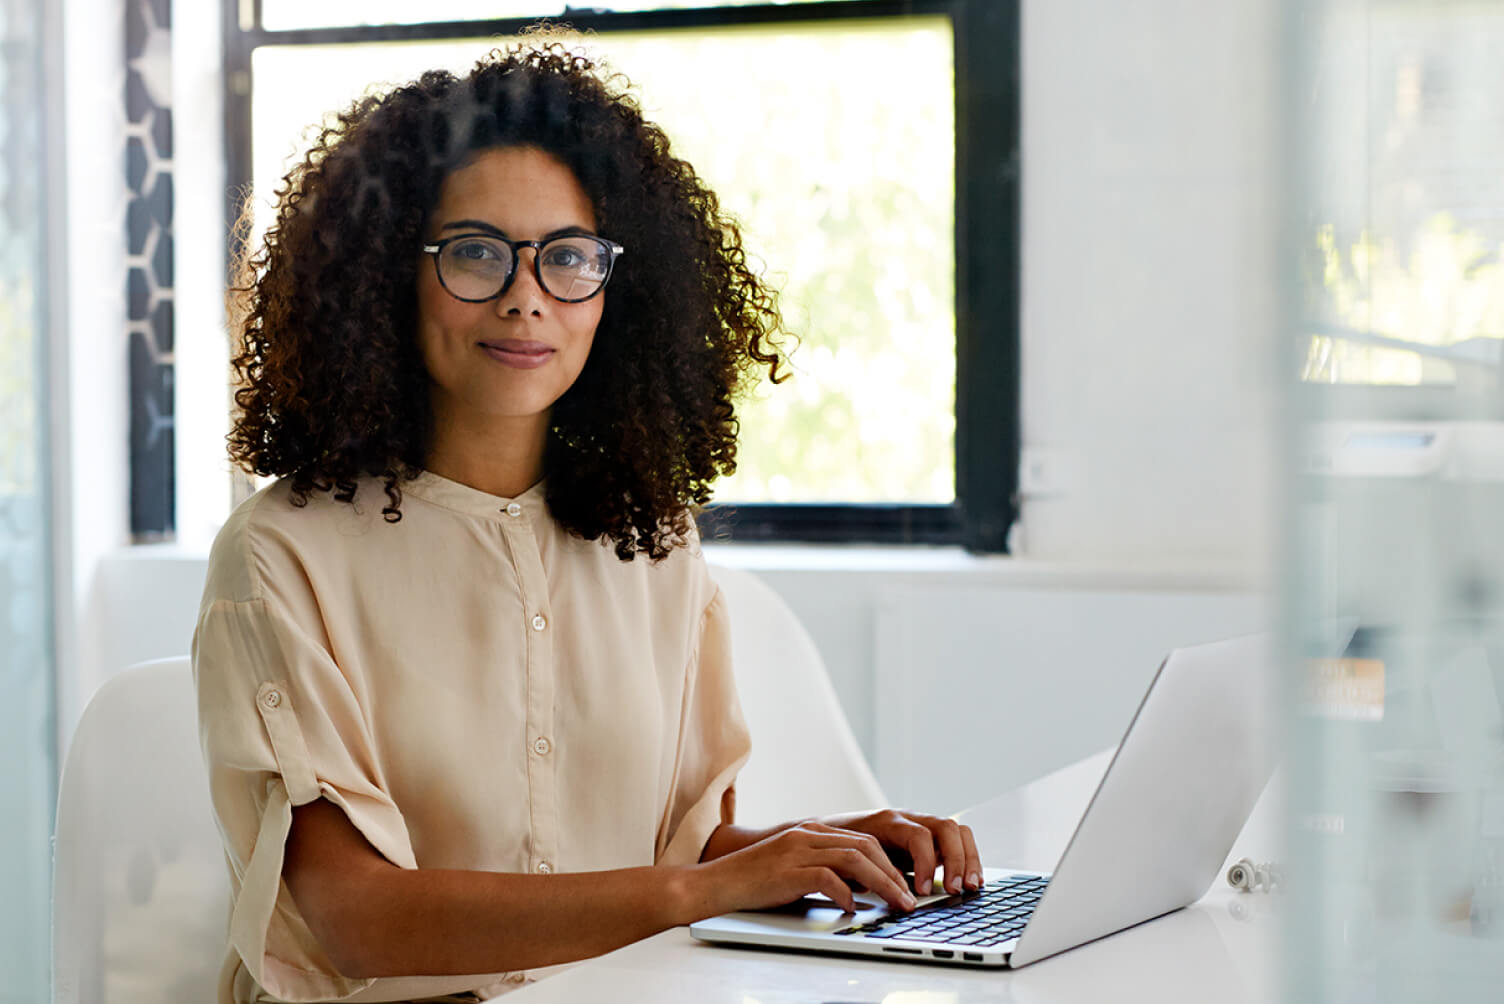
499,511,558,880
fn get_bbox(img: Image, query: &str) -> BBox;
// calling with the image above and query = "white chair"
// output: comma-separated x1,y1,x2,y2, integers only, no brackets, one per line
708,563,888,825
53,656,228,1003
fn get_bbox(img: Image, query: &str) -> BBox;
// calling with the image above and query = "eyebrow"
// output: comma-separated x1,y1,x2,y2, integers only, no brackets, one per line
438,219,598,241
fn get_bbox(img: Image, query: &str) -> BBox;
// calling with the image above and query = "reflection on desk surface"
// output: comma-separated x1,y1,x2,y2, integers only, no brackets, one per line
1005,899,1268,1004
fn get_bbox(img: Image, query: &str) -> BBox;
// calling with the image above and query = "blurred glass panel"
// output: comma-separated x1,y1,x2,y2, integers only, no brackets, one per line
1300,0,1504,387
251,19,955,503
1287,2,1504,1001
0,0,56,998
262,1,867,32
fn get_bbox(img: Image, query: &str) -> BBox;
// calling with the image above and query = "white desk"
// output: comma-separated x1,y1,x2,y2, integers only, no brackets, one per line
493,750,1282,1003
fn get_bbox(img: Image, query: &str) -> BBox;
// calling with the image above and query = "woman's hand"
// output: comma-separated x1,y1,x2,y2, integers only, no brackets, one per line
817,809,982,897
693,821,919,915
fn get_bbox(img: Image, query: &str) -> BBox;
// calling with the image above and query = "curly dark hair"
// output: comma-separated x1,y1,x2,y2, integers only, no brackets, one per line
228,37,785,560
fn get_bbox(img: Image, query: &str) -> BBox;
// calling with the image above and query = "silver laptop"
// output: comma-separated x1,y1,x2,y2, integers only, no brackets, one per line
690,634,1274,968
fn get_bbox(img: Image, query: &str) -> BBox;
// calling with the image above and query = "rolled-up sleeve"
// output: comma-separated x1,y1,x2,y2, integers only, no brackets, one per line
194,596,415,1002
654,587,752,866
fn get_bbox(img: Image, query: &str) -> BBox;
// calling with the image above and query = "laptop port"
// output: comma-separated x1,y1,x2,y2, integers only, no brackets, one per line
881,947,923,955
963,952,984,962
931,950,954,959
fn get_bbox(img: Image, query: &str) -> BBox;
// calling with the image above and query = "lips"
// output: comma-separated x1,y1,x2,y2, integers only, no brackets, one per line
479,340,555,370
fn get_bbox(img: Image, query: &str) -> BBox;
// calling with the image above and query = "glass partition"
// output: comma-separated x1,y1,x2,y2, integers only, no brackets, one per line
0,0,57,999
1287,0,1504,999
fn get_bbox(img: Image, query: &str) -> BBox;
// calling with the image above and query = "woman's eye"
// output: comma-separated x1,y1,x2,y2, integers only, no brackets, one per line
543,246,587,268
452,240,501,261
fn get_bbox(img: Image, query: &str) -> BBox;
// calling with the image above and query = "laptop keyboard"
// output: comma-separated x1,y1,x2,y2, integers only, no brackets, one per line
836,873,1050,948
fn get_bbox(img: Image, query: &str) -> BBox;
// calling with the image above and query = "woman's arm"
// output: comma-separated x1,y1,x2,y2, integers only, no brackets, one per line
284,798,918,978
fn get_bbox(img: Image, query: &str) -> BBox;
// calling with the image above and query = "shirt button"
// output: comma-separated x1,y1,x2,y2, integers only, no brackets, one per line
532,736,552,756
261,689,282,709
505,502,522,517
506,972,527,984
536,861,552,874
531,614,547,631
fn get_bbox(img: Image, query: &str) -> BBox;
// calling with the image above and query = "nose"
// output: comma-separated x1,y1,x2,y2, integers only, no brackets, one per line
495,247,546,316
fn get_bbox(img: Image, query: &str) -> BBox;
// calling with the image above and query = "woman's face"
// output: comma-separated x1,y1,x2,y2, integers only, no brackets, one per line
416,146,605,437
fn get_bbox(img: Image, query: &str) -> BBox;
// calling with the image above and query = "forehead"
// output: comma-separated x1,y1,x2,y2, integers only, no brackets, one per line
432,146,596,231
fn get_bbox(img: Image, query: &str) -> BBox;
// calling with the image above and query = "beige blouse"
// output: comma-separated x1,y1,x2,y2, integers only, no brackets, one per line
192,472,751,1004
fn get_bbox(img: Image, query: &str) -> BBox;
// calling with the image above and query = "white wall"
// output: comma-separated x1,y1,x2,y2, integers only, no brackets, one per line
58,0,1282,801
1015,0,1279,573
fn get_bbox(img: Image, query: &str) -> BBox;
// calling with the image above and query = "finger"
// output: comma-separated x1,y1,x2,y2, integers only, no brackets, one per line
809,867,858,913
906,836,938,897
958,823,983,890
802,827,910,894
927,817,968,894
898,819,939,896
875,819,936,897
818,847,916,911
852,829,911,893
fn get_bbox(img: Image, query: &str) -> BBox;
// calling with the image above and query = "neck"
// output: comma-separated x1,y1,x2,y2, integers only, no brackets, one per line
425,399,549,499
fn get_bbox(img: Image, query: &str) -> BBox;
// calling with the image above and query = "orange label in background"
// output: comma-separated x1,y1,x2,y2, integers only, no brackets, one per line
1303,658,1385,721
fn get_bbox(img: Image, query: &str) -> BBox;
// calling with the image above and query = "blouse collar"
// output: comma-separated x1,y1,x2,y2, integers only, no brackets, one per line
402,469,548,521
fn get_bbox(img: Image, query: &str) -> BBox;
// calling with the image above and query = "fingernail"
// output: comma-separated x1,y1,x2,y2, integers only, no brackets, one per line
902,893,917,910
949,876,962,893
967,871,981,888
919,878,932,895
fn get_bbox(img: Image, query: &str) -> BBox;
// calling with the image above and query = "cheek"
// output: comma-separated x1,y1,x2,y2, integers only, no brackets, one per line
414,298,468,385
415,279,472,349
565,303,605,357
417,270,452,326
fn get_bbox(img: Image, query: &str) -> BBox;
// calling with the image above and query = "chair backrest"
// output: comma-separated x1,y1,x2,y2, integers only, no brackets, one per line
53,657,228,1003
708,563,888,825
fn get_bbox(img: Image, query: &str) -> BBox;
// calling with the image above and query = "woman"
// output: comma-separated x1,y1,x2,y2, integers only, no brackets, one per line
195,39,981,1004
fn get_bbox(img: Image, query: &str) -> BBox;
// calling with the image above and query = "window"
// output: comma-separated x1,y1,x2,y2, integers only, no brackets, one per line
219,0,1019,549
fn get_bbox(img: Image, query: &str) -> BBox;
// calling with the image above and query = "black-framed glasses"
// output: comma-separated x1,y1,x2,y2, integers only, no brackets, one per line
421,233,625,304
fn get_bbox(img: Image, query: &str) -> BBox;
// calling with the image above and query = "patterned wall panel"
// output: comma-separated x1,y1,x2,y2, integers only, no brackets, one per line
126,0,173,537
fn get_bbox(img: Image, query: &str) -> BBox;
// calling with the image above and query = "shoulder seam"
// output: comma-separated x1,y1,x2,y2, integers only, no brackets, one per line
239,489,274,604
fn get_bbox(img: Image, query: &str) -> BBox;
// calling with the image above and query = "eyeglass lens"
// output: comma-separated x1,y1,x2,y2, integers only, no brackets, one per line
439,235,612,302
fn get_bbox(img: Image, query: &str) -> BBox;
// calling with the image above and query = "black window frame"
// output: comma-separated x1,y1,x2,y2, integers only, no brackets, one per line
221,0,1020,552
